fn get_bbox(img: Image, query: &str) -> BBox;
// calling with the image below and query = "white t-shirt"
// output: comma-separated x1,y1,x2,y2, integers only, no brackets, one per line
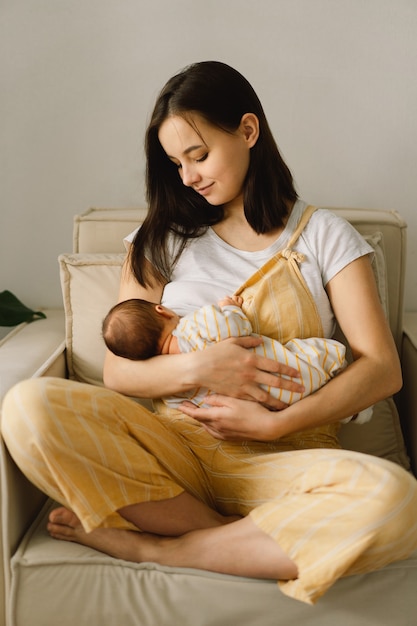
124,199,373,339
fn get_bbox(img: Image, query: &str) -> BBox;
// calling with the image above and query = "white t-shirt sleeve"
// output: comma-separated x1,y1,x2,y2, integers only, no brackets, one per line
304,209,374,287
123,227,139,251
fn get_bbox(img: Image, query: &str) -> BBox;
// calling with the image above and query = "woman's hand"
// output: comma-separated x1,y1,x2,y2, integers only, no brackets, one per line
190,336,304,409
179,395,282,441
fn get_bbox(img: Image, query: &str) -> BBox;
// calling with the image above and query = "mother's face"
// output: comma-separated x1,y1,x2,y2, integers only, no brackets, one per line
158,113,259,211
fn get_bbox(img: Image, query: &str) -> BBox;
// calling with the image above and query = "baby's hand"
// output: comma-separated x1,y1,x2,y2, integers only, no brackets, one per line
218,295,243,308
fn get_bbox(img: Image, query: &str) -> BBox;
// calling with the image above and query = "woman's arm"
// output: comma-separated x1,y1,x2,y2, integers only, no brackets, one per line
180,255,402,440
103,257,303,403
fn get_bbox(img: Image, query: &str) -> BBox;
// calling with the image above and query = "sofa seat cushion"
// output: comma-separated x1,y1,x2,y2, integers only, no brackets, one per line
9,500,417,626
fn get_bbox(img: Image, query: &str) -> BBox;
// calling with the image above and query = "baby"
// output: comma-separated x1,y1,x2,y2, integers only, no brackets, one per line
102,295,372,423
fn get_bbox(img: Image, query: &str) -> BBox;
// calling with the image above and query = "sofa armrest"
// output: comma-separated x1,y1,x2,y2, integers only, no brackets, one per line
0,309,66,617
400,312,417,475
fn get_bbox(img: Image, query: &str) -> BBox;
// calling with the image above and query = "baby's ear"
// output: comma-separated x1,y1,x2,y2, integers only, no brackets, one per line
155,304,176,319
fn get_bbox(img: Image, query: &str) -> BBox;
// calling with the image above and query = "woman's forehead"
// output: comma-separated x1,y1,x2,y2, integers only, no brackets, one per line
158,115,209,157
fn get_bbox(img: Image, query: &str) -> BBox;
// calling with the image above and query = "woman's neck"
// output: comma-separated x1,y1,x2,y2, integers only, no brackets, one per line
211,204,291,252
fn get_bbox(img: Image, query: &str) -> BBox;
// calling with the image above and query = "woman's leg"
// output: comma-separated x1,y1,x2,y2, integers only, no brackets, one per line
176,434,417,604
244,448,417,603
4,378,417,604
47,507,298,580
44,423,417,602
1,377,234,534
46,442,417,601
2,376,297,580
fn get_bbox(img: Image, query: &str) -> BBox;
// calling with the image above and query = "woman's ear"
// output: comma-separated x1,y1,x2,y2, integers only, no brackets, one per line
239,113,259,148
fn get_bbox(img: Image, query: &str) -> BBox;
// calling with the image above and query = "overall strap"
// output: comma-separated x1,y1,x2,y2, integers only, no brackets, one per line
285,204,317,250
234,203,323,344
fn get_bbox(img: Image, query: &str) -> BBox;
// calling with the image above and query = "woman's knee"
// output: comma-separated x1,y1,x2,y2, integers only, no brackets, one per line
2,377,68,457
296,449,417,521
376,458,417,519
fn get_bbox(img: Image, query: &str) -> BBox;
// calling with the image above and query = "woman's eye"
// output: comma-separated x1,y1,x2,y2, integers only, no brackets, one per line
196,153,208,163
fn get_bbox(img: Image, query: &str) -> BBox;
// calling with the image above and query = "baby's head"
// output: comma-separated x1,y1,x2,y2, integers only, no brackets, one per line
102,298,166,360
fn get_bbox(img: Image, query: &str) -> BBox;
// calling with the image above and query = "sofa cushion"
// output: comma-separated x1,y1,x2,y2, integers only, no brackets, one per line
59,253,124,386
365,231,388,316
73,207,149,253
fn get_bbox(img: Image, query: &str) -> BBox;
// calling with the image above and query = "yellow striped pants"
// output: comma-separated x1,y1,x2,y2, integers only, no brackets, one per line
2,377,417,604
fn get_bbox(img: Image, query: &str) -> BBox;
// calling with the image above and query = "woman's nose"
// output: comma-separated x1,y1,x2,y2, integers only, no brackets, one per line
181,164,200,187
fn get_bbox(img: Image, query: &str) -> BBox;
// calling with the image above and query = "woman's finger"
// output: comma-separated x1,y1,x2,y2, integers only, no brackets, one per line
233,337,301,376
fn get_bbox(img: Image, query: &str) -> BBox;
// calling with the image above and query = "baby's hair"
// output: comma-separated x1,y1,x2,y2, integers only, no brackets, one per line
102,298,165,360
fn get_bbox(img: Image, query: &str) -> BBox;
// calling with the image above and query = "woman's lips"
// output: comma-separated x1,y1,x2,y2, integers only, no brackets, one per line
195,183,214,196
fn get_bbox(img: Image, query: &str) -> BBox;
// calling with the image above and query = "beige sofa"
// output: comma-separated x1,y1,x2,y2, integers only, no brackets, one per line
1,206,417,626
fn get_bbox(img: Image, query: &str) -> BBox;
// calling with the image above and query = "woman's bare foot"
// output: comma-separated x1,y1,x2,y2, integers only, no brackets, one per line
47,493,242,563
47,507,159,562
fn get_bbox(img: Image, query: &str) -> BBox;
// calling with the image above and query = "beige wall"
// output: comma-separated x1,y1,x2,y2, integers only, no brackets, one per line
1,0,416,309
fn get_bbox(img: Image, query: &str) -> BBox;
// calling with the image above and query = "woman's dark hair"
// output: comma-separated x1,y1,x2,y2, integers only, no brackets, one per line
132,61,298,286
102,299,165,360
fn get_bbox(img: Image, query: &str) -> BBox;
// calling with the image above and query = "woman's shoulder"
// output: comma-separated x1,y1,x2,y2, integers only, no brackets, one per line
291,201,354,231
287,201,359,244
306,206,370,247
298,203,374,285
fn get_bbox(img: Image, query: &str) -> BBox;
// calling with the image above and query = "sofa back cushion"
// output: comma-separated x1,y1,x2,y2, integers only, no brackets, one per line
59,252,124,385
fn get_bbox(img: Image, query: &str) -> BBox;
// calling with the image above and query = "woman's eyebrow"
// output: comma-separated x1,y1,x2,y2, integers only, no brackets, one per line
168,145,205,159
183,144,204,155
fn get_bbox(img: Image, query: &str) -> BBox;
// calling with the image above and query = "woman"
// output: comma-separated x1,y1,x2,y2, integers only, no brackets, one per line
2,61,417,605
